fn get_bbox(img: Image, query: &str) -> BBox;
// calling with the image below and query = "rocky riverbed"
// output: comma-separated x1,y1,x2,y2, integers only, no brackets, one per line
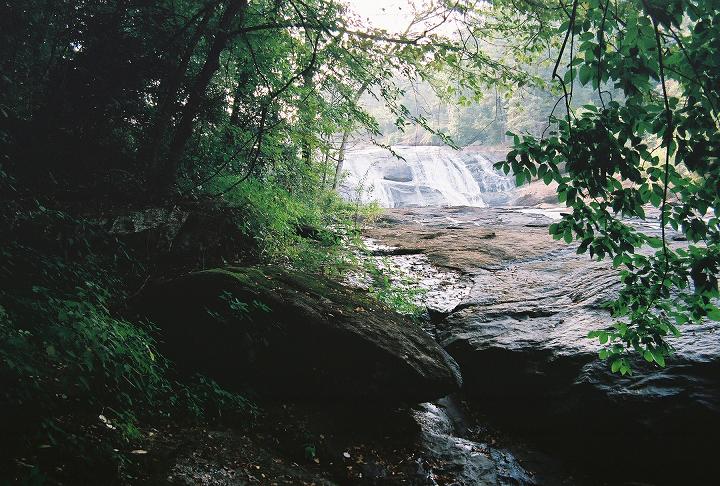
365,206,720,486
124,205,718,486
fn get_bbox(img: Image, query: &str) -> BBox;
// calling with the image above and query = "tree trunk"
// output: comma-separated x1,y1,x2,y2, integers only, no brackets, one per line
332,81,369,189
154,0,247,195
332,129,350,189
300,49,316,166
498,95,508,144
229,70,251,126
140,2,217,175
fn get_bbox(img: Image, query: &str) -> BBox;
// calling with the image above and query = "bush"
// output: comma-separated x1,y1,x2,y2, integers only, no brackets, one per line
197,175,378,273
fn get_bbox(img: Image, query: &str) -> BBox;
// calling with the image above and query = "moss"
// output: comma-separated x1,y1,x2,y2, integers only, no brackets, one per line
196,265,383,315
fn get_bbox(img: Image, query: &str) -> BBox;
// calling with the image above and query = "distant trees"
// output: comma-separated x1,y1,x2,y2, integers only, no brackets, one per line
362,55,624,147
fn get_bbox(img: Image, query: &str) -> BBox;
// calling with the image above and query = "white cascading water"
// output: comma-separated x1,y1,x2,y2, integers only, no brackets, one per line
339,145,514,208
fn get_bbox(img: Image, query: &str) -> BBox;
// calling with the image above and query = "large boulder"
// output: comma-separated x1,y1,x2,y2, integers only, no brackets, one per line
380,161,414,183
441,240,720,422
384,183,447,208
105,204,259,272
136,265,461,403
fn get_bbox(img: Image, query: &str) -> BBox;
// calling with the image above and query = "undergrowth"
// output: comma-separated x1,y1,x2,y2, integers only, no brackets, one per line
197,174,381,274
0,203,256,484
0,172,401,483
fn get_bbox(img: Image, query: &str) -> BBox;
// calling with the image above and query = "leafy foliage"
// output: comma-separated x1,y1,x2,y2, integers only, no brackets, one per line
496,0,720,373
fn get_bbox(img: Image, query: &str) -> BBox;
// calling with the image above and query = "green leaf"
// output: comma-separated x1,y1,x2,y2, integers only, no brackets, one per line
646,237,663,248
612,254,624,268
652,350,666,367
578,65,592,85
649,192,662,207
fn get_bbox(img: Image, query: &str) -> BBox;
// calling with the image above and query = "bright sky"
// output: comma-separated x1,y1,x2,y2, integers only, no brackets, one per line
344,0,416,32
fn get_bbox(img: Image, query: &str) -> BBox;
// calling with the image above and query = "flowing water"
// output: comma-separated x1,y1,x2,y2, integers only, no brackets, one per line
340,145,514,208
349,237,537,484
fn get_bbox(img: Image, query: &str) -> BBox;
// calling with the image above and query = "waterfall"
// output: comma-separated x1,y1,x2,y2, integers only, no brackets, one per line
338,145,514,208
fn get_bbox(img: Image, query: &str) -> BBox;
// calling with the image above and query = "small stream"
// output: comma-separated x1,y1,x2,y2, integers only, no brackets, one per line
350,237,539,485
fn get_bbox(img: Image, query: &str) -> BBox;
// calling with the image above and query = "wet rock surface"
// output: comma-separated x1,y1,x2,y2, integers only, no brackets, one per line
366,206,720,484
414,398,536,486
355,238,473,315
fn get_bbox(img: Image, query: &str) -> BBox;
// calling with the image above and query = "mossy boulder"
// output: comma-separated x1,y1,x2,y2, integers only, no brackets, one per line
136,265,461,403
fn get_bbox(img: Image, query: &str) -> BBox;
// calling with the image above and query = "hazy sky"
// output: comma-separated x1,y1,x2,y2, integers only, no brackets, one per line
344,0,415,32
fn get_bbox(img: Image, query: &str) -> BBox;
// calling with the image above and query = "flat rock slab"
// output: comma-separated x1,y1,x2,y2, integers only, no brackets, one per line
136,265,461,404
367,206,720,483
365,207,564,273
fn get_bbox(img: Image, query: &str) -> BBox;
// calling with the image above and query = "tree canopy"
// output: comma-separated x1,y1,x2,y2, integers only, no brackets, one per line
0,0,542,200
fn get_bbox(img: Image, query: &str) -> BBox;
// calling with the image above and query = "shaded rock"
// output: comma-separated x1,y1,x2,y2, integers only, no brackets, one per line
136,265,461,403
368,206,720,484
381,161,414,183
369,246,425,257
384,182,447,208
106,204,258,272
108,206,189,238
440,240,720,441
